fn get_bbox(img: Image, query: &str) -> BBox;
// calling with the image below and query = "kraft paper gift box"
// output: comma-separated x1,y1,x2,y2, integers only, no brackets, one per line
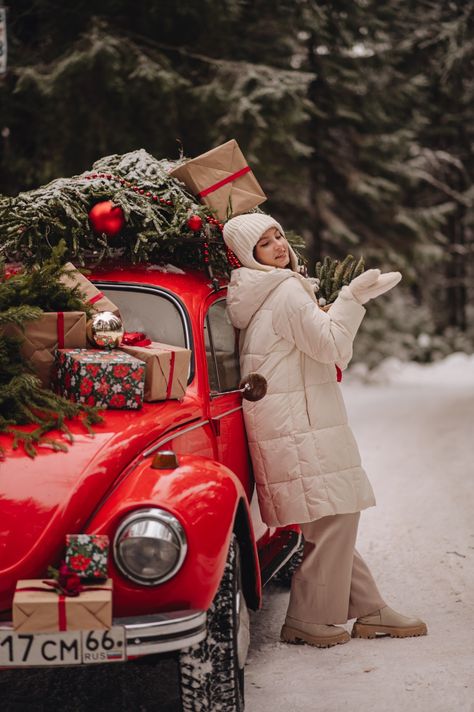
2,312,87,388
169,139,267,221
13,579,113,633
119,340,190,401
54,349,145,409
60,262,120,316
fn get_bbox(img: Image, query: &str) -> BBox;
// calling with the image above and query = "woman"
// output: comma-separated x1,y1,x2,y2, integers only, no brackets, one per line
223,212,427,648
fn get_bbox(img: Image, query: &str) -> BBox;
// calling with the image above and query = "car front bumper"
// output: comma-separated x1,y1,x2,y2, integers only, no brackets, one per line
0,609,207,667
118,608,207,657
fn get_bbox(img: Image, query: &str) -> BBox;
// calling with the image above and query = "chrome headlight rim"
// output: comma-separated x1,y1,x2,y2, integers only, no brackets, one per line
113,508,187,586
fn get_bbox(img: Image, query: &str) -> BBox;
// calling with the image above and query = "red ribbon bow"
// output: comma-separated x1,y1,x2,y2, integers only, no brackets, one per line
121,331,152,347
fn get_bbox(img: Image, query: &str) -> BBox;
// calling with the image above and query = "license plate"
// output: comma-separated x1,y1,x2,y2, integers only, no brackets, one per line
0,627,126,666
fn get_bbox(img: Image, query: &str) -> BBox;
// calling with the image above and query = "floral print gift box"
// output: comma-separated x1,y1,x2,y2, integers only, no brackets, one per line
54,348,145,409
65,534,109,582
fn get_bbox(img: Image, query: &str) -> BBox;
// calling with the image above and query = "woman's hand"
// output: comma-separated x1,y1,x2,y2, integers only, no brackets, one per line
348,269,402,305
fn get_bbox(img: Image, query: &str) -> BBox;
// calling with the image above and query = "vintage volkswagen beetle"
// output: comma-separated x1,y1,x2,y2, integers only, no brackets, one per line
0,265,302,711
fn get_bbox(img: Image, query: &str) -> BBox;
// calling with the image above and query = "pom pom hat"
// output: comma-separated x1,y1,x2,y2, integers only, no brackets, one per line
223,213,299,272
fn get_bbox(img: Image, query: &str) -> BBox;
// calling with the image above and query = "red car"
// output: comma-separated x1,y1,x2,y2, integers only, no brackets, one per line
0,266,302,711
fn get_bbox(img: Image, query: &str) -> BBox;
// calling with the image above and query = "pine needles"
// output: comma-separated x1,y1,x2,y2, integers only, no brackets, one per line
315,255,365,306
0,243,103,458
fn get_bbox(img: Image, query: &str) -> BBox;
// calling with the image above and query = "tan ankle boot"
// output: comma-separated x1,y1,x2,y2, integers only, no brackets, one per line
281,616,351,648
352,605,427,639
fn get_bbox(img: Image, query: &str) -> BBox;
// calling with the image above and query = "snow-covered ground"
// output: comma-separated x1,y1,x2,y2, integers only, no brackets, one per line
246,354,474,712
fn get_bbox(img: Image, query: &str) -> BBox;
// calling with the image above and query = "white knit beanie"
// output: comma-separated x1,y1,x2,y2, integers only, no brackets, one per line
223,213,299,272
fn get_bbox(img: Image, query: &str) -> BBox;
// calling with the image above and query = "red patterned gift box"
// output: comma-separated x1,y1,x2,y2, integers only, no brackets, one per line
54,349,145,409
65,534,109,581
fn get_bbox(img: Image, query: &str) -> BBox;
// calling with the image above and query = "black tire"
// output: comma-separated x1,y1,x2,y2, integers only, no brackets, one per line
273,539,305,587
179,535,249,711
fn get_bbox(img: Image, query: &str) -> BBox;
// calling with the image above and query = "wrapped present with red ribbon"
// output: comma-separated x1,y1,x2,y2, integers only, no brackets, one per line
1,312,87,388
60,263,120,317
169,139,267,221
54,349,145,409
119,337,190,401
65,534,109,582
12,577,113,633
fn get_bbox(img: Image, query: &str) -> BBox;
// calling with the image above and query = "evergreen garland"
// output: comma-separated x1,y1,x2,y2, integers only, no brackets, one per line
0,243,103,458
0,150,230,274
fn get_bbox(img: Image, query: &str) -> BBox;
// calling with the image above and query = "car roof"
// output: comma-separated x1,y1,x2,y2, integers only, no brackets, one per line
86,264,229,304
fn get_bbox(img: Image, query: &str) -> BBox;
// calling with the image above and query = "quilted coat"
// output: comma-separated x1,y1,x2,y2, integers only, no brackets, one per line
226,267,376,527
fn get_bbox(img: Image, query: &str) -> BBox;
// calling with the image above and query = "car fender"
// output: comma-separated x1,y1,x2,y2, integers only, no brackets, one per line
86,454,261,617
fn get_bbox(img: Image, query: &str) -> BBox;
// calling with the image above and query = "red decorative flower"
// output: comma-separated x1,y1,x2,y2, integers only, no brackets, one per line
69,554,91,572
110,393,126,407
96,380,110,396
131,368,144,381
86,395,96,406
86,364,100,377
113,364,130,378
79,377,94,395
64,373,72,389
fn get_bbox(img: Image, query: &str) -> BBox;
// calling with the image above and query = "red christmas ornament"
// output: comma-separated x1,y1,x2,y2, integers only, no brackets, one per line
187,215,203,232
88,201,125,237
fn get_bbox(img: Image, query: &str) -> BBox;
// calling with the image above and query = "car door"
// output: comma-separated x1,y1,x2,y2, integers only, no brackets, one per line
203,296,254,496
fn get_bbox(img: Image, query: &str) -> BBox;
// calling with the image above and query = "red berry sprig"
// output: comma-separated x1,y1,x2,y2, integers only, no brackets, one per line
226,247,241,269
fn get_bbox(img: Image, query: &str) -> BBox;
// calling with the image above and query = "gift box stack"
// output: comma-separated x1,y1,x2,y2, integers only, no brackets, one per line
13,535,112,633
4,260,191,409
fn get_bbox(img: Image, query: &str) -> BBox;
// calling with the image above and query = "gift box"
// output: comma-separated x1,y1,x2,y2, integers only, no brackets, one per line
65,534,109,582
2,312,87,388
169,139,267,221
119,338,190,401
60,263,120,317
13,579,113,633
54,349,145,409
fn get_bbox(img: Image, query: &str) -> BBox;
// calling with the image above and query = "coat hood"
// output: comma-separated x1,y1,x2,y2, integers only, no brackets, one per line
226,267,316,330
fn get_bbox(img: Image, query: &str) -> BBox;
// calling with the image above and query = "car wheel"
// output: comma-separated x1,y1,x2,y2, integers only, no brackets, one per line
274,539,304,587
179,534,249,711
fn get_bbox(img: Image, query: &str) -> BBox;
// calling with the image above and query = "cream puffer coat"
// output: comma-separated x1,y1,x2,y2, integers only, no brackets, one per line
226,267,376,527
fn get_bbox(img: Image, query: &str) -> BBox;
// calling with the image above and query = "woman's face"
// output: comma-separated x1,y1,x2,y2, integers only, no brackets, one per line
254,227,290,268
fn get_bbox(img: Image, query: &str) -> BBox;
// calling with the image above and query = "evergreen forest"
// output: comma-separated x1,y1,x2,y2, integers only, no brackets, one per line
1,0,473,367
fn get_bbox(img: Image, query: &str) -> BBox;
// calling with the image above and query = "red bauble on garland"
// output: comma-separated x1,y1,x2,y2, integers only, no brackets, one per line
88,201,125,237
187,214,203,232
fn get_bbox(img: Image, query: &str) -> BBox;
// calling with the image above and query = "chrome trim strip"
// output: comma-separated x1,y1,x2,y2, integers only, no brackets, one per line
142,420,209,458
211,406,243,419
120,610,207,657
261,530,303,587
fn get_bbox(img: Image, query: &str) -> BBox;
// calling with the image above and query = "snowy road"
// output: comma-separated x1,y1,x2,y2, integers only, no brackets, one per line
246,356,474,712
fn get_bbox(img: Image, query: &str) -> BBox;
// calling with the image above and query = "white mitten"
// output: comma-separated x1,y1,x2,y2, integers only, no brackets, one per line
348,269,402,305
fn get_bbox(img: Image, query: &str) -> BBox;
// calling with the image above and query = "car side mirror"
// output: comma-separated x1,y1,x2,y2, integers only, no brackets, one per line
239,373,267,401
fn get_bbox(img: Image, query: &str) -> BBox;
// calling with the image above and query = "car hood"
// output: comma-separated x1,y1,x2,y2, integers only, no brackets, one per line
0,396,201,614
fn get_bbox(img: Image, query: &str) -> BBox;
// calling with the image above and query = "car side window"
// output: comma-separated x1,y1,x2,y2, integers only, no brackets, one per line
204,300,240,393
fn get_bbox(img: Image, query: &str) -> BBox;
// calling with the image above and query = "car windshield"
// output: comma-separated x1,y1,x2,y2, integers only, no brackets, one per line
98,285,189,348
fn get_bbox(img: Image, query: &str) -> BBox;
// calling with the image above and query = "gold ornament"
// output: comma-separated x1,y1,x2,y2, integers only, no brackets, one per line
87,311,124,349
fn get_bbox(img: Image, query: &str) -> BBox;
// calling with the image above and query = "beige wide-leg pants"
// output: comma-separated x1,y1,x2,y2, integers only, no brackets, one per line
285,512,386,625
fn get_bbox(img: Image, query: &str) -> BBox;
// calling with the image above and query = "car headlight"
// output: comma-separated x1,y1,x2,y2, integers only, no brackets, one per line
113,508,187,586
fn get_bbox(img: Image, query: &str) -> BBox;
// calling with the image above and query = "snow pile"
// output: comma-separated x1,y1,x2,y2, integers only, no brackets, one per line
348,352,474,385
